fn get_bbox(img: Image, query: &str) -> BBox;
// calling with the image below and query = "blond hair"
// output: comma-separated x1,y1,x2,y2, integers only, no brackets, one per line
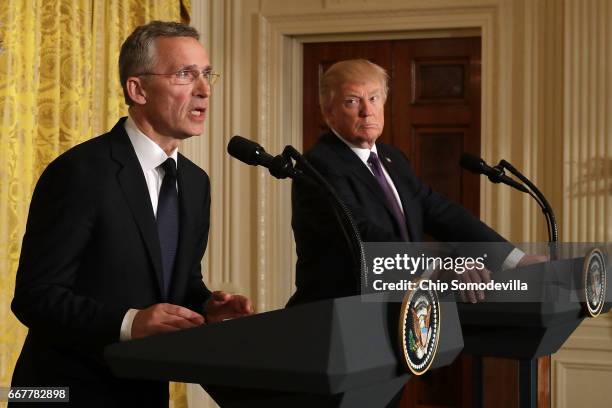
319,59,389,114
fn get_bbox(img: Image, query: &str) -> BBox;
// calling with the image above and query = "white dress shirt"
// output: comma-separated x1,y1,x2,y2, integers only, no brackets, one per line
119,116,178,341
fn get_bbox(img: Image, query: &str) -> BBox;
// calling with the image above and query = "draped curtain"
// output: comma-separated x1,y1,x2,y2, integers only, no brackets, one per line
0,1,191,406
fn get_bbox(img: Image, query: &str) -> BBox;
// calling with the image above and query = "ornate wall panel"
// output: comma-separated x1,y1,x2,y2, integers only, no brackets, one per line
562,0,610,243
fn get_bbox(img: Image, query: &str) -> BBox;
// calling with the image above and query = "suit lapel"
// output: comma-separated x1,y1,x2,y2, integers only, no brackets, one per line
109,119,164,298
323,134,410,232
376,145,417,241
322,133,397,216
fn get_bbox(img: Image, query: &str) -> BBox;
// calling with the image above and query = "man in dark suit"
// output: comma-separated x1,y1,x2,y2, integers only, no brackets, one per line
289,59,543,306
11,21,252,407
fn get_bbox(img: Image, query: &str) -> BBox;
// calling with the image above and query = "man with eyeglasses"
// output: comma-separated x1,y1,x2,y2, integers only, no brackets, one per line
10,21,252,407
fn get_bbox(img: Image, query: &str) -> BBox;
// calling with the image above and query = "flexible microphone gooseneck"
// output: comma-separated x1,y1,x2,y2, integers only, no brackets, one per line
498,159,558,243
460,153,529,193
460,153,558,259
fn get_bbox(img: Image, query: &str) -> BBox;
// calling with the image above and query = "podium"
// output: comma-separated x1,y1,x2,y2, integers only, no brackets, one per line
457,255,610,408
105,293,464,407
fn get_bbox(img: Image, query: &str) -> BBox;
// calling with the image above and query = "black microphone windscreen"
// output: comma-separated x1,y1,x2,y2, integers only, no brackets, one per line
227,135,262,165
459,153,485,174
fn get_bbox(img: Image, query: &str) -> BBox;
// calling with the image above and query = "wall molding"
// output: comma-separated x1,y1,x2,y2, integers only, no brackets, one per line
553,353,612,408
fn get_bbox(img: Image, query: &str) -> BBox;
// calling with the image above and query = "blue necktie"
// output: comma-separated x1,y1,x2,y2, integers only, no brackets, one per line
157,158,179,297
367,152,409,241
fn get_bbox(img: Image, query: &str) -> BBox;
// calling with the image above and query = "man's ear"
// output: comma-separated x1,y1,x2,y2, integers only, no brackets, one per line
126,77,147,105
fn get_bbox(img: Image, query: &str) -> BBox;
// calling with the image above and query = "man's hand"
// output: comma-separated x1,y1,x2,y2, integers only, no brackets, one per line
517,254,549,267
204,291,254,323
131,303,205,339
457,266,491,304
455,254,547,303
430,266,491,304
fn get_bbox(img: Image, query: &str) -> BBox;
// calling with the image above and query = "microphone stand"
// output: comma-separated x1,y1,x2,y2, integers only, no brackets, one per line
280,145,367,290
497,158,558,408
496,160,558,260
468,158,559,408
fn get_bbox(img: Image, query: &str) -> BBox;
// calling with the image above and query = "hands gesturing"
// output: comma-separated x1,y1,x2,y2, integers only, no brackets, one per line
131,303,205,339
204,291,254,323
130,292,255,339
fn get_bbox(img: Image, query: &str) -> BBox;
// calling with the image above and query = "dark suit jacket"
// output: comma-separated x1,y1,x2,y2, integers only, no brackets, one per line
10,118,212,407
288,132,511,306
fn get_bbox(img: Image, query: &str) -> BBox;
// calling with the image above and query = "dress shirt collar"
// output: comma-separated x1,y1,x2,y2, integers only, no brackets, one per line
124,115,178,171
330,127,378,165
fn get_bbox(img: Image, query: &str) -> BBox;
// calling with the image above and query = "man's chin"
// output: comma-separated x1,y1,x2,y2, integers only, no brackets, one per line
358,131,381,143
181,126,205,139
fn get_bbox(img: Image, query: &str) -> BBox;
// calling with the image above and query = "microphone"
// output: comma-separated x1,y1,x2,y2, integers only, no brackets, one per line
227,135,274,167
227,135,297,180
460,153,528,193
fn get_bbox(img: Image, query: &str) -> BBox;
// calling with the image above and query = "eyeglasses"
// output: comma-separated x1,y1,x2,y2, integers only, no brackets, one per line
138,69,221,86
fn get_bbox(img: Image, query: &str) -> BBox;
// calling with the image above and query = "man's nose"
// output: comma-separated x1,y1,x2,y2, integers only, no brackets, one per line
193,74,211,97
359,100,373,117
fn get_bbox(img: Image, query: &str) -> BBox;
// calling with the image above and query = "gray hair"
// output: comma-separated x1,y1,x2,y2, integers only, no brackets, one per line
319,59,389,114
119,20,200,105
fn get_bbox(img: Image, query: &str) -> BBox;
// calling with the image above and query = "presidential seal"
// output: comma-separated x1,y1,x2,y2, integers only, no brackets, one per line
398,280,440,375
583,248,607,317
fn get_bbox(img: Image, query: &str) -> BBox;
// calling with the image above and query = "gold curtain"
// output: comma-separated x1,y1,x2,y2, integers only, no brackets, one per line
0,1,190,407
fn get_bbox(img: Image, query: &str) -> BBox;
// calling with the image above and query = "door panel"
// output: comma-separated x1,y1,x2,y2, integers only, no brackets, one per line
390,38,481,217
411,127,466,206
